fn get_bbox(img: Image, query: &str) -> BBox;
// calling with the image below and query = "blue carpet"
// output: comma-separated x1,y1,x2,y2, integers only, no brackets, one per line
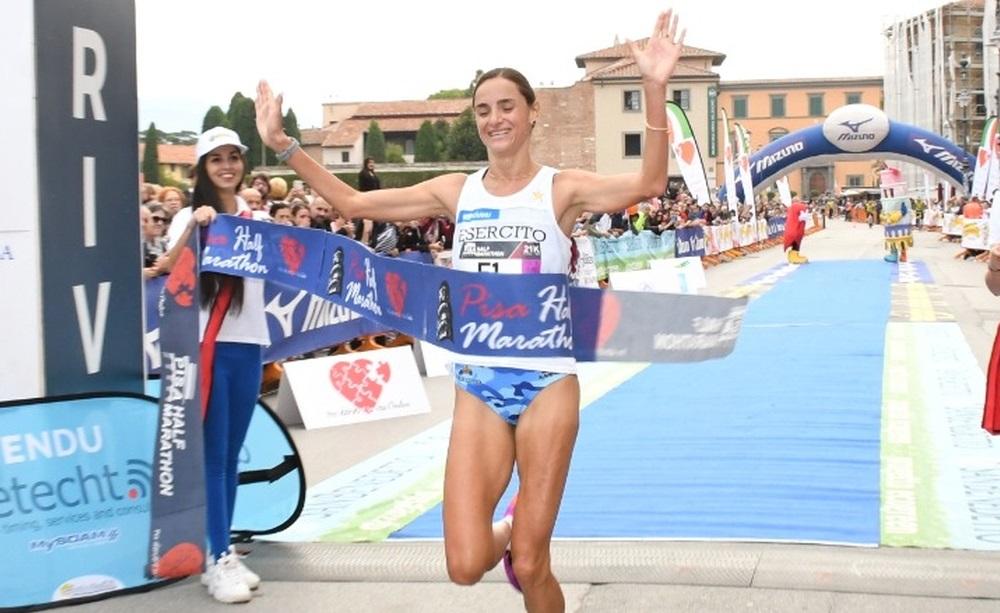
393,261,890,544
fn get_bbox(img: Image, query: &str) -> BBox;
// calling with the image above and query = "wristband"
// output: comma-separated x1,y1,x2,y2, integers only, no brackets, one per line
645,122,672,134
276,137,300,163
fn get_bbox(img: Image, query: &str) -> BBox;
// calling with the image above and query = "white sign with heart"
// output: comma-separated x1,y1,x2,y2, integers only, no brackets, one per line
279,347,430,429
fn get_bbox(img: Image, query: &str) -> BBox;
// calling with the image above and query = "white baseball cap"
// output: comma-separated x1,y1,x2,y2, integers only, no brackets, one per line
196,126,248,161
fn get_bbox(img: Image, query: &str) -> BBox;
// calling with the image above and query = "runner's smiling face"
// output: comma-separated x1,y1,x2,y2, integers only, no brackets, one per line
204,145,245,192
473,77,538,157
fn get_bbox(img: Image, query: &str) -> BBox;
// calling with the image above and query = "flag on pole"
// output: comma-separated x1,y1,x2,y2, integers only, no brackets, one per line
720,108,739,214
665,101,711,205
776,176,792,206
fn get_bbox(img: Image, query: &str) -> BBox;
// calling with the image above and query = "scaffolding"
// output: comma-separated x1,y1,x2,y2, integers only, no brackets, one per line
884,1,989,194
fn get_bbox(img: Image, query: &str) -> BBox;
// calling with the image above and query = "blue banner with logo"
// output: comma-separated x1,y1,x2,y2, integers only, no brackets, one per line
718,105,975,202
0,394,162,609
674,226,707,258
146,230,206,581
197,215,745,363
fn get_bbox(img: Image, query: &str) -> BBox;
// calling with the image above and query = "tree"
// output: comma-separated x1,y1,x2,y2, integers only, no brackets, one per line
226,92,263,169
433,119,451,161
414,121,440,162
142,122,161,184
428,89,468,100
446,108,486,161
386,143,406,164
283,108,302,141
465,69,484,96
365,121,386,163
201,105,228,132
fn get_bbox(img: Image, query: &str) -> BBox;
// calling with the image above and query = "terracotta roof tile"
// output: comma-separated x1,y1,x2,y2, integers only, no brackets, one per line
583,56,719,81
300,127,328,146
576,39,725,67
349,99,471,118
322,104,471,147
138,143,196,165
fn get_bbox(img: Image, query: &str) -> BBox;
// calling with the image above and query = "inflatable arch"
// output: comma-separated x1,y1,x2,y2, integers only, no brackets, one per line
718,104,975,201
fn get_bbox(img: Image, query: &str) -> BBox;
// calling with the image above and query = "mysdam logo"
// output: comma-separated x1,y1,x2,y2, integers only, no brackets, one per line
0,426,151,517
30,528,121,553
822,104,890,153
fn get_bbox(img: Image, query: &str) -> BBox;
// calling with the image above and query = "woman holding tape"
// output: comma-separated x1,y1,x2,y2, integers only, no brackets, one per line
255,12,684,611
161,127,267,604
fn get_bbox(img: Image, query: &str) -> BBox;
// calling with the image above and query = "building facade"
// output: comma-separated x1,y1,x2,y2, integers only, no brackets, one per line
718,77,884,197
884,0,991,190
317,99,472,167
575,40,725,184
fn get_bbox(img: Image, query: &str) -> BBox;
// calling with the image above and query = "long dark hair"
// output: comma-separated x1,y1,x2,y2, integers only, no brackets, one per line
191,151,246,314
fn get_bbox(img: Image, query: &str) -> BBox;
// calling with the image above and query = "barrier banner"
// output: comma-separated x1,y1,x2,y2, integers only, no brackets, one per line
674,226,707,257
570,238,600,288
146,229,206,580
0,394,163,609
943,214,965,237
659,230,676,260
198,215,746,363
767,216,787,239
704,225,719,255
961,219,989,251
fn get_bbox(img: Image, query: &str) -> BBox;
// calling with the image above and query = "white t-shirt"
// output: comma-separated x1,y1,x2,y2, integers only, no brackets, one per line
450,166,576,373
166,197,270,346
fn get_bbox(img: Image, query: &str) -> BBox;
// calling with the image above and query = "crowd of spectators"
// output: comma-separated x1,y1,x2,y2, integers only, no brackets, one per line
138,160,454,279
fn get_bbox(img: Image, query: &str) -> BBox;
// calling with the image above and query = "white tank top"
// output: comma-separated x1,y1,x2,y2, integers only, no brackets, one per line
450,166,576,373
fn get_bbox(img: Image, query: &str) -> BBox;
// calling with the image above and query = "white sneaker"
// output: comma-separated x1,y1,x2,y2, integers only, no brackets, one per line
229,546,260,591
203,552,252,604
201,548,260,591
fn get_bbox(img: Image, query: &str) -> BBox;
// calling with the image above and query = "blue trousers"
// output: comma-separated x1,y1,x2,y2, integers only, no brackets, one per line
203,342,262,559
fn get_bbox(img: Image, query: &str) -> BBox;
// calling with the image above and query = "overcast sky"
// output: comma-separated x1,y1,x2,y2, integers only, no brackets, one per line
137,0,958,132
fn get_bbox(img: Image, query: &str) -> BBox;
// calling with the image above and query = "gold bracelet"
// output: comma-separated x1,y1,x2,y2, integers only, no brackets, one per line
645,122,672,133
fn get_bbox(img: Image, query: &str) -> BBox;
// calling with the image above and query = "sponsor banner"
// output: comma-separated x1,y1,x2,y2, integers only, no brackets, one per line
571,237,600,288
570,286,746,362
719,106,975,203
147,230,205,580
665,101,711,205
943,213,964,237
961,219,989,250
715,222,735,252
0,394,162,609
35,0,142,396
199,216,746,364
281,348,430,429
674,226,707,257
609,269,673,293
649,257,707,294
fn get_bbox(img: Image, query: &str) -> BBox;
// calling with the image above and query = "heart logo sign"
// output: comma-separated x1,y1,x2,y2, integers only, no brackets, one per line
385,272,408,315
329,359,392,412
280,236,306,274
